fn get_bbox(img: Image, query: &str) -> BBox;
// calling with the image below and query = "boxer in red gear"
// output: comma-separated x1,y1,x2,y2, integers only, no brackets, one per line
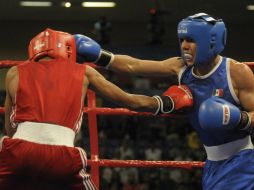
1,28,176,190
1,29,97,190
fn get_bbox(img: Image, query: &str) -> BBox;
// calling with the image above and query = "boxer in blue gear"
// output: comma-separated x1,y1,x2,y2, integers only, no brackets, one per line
75,13,254,190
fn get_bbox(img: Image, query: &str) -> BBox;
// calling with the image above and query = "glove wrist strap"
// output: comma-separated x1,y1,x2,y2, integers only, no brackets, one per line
238,111,251,131
152,95,174,115
153,96,161,115
96,49,114,68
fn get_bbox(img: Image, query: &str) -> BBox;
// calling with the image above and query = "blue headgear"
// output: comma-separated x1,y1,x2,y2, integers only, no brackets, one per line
177,13,227,66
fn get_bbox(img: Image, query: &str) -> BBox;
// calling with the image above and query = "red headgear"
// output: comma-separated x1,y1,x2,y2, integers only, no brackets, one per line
28,28,76,62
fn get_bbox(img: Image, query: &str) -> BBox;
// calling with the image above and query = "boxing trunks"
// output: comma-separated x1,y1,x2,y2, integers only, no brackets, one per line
0,122,97,190
202,135,254,190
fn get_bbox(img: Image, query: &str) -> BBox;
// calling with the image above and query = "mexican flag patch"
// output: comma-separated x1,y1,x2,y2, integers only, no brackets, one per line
213,89,223,97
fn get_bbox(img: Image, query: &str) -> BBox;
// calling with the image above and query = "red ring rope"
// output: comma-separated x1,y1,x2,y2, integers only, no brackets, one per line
88,159,204,169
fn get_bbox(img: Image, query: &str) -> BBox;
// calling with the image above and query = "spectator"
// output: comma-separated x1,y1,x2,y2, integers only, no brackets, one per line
146,9,165,45
144,142,162,161
119,138,135,160
94,16,112,44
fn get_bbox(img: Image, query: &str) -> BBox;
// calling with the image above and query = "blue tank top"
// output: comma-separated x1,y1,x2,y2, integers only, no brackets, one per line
180,56,249,146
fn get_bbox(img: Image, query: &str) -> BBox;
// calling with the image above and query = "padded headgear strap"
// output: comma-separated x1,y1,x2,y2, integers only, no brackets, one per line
28,28,76,62
177,13,227,67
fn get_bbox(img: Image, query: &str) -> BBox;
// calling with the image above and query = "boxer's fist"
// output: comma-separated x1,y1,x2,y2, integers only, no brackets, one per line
74,34,101,63
153,85,193,115
199,96,251,130
74,34,114,67
163,85,193,110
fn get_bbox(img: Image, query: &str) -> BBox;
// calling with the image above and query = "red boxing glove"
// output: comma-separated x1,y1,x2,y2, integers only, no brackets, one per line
153,85,193,115
164,85,193,110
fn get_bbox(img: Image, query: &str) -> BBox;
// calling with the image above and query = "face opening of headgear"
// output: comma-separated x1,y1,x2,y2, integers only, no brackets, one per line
177,13,227,67
28,28,76,62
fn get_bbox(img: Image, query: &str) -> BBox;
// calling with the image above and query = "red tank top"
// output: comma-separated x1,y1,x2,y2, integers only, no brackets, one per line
12,59,86,133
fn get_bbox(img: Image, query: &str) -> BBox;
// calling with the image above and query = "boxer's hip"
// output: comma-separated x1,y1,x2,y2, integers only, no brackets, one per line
0,124,88,186
204,135,253,161
0,137,86,174
13,121,75,146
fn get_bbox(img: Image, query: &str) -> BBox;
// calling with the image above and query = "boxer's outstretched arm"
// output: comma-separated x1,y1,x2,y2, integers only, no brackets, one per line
110,55,184,77
74,34,184,77
85,66,193,114
85,65,158,112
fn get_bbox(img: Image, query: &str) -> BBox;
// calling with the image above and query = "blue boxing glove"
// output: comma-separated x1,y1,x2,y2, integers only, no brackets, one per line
74,34,114,67
199,96,251,131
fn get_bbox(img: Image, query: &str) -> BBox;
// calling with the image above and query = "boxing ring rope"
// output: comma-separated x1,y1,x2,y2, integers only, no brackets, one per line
87,159,204,168
1,60,254,188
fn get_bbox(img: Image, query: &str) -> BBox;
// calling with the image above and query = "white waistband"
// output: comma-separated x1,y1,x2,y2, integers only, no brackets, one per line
204,135,253,161
13,122,75,147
